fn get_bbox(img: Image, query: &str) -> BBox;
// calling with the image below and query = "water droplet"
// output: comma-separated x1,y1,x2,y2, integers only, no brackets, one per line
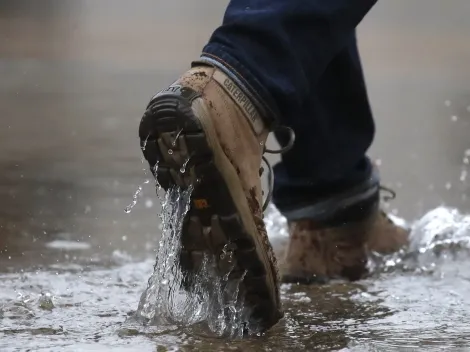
460,170,468,182
124,182,145,213
141,134,150,151
445,182,452,190
171,128,184,146
451,115,459,122
445,100,452,107
180,156,191,174
168,149,173,155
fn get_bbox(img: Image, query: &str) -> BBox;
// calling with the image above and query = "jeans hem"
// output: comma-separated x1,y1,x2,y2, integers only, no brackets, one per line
277,166,381,223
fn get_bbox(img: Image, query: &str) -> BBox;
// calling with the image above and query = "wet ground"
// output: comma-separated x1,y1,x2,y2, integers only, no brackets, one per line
2,0,470,351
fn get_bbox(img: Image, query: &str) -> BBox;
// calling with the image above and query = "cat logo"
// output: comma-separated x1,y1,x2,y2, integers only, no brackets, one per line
193,198,209,209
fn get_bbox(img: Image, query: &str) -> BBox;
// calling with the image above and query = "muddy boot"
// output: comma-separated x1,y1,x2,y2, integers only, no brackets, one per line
139,64,291,330
280,168,409,284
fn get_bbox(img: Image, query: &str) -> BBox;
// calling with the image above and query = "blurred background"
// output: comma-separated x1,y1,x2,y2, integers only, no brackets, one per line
1,0,470,269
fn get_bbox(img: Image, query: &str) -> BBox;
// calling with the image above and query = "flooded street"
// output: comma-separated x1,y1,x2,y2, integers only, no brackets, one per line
2,0,470,350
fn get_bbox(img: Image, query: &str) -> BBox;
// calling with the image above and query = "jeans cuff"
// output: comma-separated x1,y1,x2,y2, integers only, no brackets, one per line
279,166,381,224
192,44,280,127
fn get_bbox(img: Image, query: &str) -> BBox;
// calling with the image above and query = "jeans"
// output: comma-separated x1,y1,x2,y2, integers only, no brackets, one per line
196,0,379,218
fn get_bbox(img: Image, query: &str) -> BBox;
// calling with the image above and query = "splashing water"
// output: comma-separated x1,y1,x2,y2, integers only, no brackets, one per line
124,180,150,213
134,185,194,326
264,204,289,260
368,206,470,275
125,159,160,215
133,185,249,338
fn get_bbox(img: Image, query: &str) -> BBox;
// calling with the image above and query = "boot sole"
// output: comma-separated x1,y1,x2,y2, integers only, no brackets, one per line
139,93,282,331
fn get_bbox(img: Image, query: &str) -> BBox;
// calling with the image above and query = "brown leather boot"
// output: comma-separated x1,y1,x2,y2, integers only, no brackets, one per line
280,173,409,284
139,65,286,330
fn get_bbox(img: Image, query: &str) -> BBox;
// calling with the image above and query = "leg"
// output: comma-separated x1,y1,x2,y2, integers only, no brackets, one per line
198,0,378,125
139,0,396,331
273,32,375,218
273,36,409,283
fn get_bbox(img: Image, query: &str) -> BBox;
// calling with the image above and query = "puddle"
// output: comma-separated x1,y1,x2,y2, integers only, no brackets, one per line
2,205,470,350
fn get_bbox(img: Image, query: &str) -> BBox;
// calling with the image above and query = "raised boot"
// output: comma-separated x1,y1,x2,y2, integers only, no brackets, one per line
139,64,284,330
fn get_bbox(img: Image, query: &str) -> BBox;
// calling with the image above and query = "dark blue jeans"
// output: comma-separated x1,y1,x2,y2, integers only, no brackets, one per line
196,0,378,218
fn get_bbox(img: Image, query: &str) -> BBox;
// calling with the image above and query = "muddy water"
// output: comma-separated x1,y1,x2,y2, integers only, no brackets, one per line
3,0,470,351
3,204,470,351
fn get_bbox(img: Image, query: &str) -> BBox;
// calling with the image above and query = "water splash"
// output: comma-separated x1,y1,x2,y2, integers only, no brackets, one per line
264,203,289,260
369,206,470,274
135,186,249,338
124,180,150,213
264,204,289,239
135,185,193,325
125,160,160,214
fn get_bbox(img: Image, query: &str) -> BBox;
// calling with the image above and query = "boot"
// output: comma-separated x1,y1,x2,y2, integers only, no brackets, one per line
139,64,286,330
280,172,409,284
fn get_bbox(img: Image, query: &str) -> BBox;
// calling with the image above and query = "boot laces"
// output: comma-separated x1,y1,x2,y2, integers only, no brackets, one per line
379,185,396,202
261,126,296,211
378,185,397,224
